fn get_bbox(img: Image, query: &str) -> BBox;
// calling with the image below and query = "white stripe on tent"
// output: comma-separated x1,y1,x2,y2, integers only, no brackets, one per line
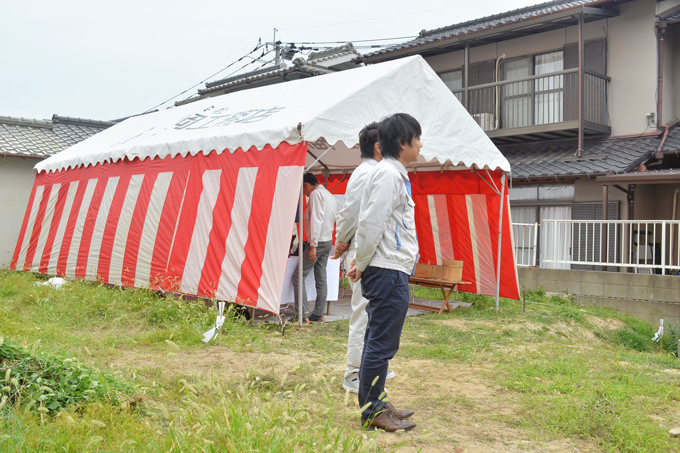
180,170,222,295
48,181,79,275
466,195,482,292
216,167,258,301
66,179,98,279
257,166,303,313
427,195,442,264
85,177,119,281
134,172,173,288
466,194,496,295
15,185,45,270
109,175,144,285
31,183,61,271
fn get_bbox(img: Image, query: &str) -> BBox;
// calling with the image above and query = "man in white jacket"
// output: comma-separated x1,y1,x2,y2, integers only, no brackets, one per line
291,172,337,323
333,123,396,393
349,113,421,432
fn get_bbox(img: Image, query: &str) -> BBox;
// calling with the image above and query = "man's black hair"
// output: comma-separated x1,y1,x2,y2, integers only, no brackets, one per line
358,122,379,159
303,172,319,186
377,113,422,159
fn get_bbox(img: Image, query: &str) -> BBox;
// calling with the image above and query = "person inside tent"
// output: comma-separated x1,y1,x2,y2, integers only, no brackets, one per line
290,172,337,323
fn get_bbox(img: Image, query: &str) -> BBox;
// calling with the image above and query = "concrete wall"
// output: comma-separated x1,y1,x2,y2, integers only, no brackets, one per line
0,157,38,268
519,267,680,324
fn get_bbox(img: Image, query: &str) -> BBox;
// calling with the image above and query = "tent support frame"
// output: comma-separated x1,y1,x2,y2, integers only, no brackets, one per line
295,145,334,326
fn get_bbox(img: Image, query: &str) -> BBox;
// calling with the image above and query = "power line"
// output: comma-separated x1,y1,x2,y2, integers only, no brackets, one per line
143,42,265,113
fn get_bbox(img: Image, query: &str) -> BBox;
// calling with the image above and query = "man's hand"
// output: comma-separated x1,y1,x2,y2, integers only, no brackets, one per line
309,246,317,262
332,241,350,260
346,261,363,282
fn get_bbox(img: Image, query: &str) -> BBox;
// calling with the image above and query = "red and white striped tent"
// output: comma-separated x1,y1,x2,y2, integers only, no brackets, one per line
11,55,518,314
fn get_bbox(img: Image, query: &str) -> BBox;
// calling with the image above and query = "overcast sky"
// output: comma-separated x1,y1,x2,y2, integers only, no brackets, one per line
3,0,543,121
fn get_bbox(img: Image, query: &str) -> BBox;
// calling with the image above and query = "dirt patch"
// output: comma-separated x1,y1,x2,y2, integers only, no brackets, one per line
585,314,625,331
100,331,601,451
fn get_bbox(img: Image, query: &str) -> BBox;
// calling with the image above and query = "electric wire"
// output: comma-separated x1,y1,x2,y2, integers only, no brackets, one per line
143,42,265,113
144,34,411,113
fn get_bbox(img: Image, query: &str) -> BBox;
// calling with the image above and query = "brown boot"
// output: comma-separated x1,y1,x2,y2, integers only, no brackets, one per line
385,402,414,420
361,411,416,432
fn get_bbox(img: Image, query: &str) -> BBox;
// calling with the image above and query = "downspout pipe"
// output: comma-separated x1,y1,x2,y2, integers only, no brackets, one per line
656,19,666,128
495,54,506,130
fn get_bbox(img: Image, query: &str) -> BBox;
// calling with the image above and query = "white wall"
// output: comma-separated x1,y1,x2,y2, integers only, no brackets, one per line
607,0,659,135
0,158,38,268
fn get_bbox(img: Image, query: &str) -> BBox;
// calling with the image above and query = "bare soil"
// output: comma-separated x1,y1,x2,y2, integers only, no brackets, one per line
101,318,607,452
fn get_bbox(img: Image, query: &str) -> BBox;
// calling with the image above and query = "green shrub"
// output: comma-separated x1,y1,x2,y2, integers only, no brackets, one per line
0,337,135,414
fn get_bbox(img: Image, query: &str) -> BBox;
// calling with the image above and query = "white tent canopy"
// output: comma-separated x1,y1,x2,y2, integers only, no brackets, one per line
35,55,509,175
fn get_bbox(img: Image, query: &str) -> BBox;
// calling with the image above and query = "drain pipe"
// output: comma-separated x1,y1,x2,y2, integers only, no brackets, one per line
495,54,506,130
657,19,666,128
673,189,679,221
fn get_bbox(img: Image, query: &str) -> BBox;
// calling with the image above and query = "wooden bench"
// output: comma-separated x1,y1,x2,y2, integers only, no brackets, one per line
409,261,469,314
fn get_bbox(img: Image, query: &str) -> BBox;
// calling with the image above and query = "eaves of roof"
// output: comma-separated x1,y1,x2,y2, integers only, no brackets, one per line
503,129,670,181
0,115,112,159
198,63,334,95
597,168,680,184
361,0,619,63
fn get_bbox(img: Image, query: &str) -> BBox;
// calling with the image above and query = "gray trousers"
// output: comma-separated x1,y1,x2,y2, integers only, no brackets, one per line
291,240,332,317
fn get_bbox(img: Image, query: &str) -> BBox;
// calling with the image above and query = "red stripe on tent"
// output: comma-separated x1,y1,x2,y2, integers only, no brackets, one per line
149,171,189,290
97,174,132,283
412,194,436,265
39,184,69,274
22,185,52,272
10,182,40,271
448,194,478,294
485,189,520,300
166,168,205,291
74,179,107,279
121,173,158,287
56,180,89,277
434,195,454,262
197,167,239,298
236,160,277,307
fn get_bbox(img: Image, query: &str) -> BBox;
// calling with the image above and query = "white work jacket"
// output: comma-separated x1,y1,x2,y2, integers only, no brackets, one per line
305,184,337,247
354,158,418,275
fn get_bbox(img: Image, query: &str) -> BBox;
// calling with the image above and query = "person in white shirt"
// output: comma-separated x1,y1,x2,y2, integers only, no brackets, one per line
333,123,396,393
291,172,337,323
348,113,421,432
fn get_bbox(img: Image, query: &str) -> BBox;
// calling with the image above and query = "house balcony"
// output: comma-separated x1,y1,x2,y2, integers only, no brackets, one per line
453,69,610,146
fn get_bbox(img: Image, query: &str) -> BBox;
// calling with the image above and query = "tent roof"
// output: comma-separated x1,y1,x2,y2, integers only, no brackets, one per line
35,55,510,174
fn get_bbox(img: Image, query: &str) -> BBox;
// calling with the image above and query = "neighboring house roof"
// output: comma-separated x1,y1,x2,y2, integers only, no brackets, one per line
182,43,362,103
195,60,334,97
360,0,620,62
0,115,112,159
504,129,677,180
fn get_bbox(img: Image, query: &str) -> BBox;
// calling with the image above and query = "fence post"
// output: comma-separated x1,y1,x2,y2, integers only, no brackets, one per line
662,220,667,275
533,222,539,267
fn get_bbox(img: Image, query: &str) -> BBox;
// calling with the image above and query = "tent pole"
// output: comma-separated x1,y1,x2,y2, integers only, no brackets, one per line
298,181,305,325
495,172,507,311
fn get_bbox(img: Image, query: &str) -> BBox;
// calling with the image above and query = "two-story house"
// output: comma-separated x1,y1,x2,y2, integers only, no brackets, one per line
360,0,680,272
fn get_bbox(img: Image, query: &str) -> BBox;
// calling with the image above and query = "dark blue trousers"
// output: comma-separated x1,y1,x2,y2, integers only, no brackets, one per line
358,266,410,420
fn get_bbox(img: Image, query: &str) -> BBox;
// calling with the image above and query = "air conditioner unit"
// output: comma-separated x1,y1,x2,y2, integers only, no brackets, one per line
472,113,497,132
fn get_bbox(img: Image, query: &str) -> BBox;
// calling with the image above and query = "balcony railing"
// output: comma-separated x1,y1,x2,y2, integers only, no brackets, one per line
454,69,609,135
513,219,680,274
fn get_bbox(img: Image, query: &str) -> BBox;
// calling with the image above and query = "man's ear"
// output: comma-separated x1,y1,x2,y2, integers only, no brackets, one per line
373,142,381,158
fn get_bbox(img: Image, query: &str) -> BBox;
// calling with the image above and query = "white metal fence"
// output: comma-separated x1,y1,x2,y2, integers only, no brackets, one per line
513,219,680,274
512,222,539,267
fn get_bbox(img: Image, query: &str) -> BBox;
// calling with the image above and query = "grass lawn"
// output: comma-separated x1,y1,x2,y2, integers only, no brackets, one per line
1,270,679,452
